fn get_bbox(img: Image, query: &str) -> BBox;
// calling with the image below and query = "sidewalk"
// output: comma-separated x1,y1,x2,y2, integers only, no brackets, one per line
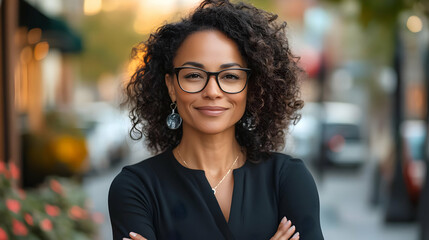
317,164,419,240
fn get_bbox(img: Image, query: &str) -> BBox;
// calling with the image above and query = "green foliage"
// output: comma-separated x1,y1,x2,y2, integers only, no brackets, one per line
78,10,144,82
242,0,275,12
0,163,100,240
323,0,426,26
358,0,407,27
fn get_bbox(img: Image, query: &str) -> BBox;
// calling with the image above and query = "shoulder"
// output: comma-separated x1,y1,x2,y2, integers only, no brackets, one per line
268,152,304,166
272,152,307,173
246,152,312,187
109,150,172,198
267,152,319,195
117,150,172,179
255,152,307,174
260,152,316,189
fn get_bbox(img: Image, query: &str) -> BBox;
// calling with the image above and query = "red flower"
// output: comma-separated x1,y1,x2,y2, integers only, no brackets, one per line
0,227,8,240
40,219,53,231
45,204,60,217
6,199,20,214
49,179,63,195
24,213,33,226
12,219,27,236
8,162,19,179
68,206,88,220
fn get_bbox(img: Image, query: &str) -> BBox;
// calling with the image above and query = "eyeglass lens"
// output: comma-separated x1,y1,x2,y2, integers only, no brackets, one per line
177,68,248,93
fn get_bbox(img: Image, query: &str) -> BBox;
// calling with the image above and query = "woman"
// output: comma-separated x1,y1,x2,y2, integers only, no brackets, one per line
109,0,324,239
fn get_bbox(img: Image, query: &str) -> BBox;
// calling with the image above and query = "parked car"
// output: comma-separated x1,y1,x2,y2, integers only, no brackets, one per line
321,102,368,166
74,102,131,173
402,120,427,204
288,102,368,167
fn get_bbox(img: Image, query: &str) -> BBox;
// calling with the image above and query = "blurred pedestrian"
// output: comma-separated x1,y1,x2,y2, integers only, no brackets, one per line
109,0,323,239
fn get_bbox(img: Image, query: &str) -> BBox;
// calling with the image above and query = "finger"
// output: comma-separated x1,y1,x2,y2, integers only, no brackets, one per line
279,225,296,240
270,217,287,239
291,232,300,240
270,217,291,240
129,232,147,240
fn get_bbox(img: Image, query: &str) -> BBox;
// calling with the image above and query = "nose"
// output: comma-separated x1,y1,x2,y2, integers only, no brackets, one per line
202,75,222,99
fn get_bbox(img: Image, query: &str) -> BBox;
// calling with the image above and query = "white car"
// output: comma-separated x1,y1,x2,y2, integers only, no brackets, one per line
322,102,368,166
288,102,368,166
74,102,131,172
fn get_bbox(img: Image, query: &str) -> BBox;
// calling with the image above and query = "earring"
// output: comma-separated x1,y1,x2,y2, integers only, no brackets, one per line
241,111,256,131
166,102,182,130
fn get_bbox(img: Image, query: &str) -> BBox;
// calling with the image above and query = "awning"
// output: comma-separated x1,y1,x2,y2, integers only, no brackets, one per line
18,0,83,53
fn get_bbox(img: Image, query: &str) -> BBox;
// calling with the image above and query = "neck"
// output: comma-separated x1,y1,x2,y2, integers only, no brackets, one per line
175,124,243,174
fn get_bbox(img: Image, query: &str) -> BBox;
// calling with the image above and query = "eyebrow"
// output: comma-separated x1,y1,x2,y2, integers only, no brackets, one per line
181,62,243,69
182,62,204,68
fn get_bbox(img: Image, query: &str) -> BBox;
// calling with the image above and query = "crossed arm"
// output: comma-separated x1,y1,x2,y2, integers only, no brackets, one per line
123,217,300,240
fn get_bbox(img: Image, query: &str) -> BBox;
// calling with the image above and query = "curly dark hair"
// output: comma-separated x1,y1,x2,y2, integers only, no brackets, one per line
125,0,304,162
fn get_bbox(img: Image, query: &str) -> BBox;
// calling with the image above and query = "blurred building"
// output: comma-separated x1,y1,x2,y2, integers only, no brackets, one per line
1,0,85,187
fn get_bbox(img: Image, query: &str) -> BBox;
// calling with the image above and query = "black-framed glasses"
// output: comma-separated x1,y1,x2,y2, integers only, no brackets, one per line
174,66,251,94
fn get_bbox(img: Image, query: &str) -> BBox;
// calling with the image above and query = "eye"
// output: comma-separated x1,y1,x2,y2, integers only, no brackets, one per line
223,74,239,80
183,72,205,80
220,71,242,81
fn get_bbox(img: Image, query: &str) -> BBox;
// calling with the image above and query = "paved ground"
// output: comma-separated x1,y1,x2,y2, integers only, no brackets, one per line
83,153,420,240
317,165,419,240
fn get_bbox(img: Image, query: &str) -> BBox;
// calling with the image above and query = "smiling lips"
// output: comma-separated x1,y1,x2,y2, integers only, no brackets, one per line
195,106,228,116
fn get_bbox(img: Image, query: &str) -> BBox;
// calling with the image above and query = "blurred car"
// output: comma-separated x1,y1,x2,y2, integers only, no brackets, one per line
288,102,368,167
287,102,321,164
322,102,368,166
402,120,427,204
74,102,131,173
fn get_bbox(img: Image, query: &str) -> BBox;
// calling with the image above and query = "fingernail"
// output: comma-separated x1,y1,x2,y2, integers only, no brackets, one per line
291,225,295,230
130,232,137,237
123,238,131,240
281,216,287,224
293,232,300,238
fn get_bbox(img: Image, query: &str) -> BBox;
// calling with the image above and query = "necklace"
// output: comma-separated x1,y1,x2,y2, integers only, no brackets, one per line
177,149,239,195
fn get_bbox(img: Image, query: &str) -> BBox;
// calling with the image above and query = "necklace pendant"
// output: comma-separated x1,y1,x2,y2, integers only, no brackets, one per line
212,188,216,194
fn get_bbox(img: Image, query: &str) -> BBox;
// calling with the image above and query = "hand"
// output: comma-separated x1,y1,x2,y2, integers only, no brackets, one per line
123,232,147,240
270,216,300,240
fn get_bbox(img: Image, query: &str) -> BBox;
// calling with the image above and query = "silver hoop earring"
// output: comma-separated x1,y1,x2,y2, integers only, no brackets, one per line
241,111,256,131
166,102,182,130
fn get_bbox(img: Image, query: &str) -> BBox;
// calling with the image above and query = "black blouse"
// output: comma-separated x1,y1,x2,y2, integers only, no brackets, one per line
108,149,324,240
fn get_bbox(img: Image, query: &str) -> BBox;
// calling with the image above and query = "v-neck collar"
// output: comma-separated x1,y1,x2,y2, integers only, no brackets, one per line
167,149,248,240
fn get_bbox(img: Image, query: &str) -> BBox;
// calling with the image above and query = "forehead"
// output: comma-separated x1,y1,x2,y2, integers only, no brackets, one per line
173,30,246,68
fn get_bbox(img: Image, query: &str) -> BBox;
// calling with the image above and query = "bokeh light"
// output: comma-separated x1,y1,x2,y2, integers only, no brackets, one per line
406,15,423,33
84,0,102,16
27,28,41,45
34,42,49,61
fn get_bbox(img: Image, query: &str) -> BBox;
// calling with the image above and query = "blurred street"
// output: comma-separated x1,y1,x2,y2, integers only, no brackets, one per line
1,0,428,239
318,165,418,240
83,153,419,240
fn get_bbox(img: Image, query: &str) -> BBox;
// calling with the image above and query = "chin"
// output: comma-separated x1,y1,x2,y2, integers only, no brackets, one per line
189,122,236,135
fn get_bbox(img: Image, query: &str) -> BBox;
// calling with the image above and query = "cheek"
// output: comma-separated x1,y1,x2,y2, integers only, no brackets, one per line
234,92,247,115
175,93,195,115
